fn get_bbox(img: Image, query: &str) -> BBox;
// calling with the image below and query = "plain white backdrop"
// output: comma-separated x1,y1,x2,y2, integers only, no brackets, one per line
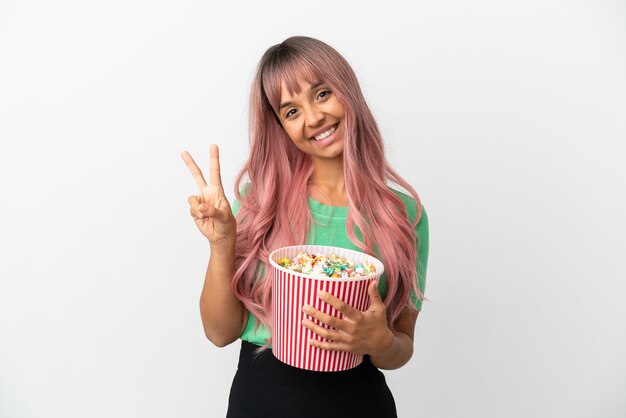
1,0,625,417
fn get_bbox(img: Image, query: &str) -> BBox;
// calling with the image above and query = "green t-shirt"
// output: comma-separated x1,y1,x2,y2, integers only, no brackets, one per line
231,190,429,347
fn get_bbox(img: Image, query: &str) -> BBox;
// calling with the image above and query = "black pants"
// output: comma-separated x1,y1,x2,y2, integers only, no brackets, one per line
226,340,397,418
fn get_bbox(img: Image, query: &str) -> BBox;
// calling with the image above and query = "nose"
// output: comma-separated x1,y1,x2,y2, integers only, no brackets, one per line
304,105,324,128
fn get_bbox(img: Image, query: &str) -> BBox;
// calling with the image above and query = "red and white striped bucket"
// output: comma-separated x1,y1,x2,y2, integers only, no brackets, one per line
269,245,384,372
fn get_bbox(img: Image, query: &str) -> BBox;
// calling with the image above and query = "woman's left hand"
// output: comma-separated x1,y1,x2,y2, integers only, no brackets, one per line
301,279,394,357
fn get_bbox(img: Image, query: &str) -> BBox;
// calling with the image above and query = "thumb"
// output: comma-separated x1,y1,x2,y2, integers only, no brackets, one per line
212,194,234,224
368,279,384,308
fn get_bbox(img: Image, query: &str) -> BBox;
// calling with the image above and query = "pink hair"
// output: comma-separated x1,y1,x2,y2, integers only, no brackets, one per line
231,36,425,352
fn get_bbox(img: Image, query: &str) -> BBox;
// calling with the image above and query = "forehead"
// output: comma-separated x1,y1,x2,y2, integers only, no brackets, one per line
262,56,326,110
279,76,323,101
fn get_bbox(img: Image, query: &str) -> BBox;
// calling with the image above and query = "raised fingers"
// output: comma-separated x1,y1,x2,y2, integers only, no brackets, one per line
209,144,223,188
181,150,208,192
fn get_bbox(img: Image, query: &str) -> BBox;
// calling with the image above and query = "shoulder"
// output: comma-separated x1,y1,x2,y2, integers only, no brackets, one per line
231,182,253,217
389,187,426,226
238,182,252,199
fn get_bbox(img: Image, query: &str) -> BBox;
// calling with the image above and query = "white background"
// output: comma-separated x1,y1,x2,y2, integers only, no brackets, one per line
1,0,625,417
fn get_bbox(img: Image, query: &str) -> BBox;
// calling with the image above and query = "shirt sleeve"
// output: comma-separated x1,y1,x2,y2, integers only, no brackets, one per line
231,182,250,217
231,197,241,217
409,207,429,310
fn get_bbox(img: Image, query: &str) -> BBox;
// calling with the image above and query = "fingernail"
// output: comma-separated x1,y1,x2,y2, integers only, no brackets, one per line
302,305,310,313
318,290,326,297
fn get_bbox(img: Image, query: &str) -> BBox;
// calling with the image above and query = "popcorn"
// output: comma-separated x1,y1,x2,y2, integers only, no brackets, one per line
278,250,376,278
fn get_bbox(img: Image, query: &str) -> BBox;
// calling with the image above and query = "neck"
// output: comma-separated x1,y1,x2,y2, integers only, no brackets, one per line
309,156,347,206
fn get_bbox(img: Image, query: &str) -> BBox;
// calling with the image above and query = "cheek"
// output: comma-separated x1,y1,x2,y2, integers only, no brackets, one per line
284,125,305,142
330,98,346,116
284,128,297,143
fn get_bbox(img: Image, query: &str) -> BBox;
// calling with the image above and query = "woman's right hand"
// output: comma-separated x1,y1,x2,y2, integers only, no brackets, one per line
181,145,237,247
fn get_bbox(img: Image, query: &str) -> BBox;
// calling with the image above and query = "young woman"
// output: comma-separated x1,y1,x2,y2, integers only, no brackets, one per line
181,36,429,417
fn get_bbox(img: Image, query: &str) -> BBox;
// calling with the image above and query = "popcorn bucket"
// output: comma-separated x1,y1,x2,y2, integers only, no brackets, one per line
269,245,384,372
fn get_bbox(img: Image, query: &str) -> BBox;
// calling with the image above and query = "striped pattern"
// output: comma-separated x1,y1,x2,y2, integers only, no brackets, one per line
269,245,384,372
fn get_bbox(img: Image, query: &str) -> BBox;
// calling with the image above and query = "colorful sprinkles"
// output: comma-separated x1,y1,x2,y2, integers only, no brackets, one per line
277,250,376,278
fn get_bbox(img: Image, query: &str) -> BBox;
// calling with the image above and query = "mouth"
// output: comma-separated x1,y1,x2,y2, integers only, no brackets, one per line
309,124,339,141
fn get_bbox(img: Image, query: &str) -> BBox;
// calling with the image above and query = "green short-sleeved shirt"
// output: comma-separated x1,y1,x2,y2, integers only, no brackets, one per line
231,190,429,347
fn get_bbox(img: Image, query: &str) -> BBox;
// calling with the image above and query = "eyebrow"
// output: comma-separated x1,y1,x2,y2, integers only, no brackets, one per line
279,81,326,110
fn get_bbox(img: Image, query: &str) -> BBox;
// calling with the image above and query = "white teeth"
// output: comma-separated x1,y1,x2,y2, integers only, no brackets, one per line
312,125,337,141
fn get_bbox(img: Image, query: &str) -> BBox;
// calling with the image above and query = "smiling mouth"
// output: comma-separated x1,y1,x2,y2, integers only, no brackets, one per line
310,124,338,141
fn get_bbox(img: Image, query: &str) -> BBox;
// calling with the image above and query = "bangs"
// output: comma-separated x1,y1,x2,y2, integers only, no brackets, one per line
261,53,325,114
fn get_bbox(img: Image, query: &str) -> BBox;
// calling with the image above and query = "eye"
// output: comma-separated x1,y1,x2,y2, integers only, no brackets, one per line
285,108,297,118
317,90,331,100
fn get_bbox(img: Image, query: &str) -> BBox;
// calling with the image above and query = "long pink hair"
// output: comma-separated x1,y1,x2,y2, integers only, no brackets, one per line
232,36,424,351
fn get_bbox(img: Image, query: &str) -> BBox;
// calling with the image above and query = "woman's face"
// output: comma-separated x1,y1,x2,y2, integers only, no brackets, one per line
277,77,346,163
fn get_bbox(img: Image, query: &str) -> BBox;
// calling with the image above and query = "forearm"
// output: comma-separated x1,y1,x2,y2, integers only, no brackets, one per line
199,239,244,347
369,331,414,370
